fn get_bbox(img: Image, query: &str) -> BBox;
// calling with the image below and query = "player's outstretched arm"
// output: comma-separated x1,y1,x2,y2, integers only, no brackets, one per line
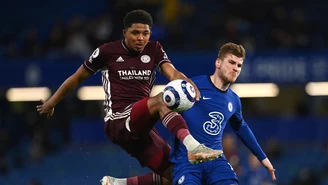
36,65,92,118
261,158,276,180
231,98,276,181
161,63,201,100
230,119,276,181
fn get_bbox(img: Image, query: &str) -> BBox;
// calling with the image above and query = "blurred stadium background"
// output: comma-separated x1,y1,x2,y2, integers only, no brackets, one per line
1,0,328,185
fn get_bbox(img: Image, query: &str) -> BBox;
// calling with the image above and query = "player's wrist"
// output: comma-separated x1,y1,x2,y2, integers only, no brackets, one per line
46,99,57,108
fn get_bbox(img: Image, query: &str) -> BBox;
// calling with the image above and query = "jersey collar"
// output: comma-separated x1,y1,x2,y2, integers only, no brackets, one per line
121,40,146,54
208,76,229,93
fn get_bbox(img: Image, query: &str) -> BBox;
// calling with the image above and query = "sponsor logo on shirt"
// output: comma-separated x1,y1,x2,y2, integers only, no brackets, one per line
203,111,224,135
117,70,152,80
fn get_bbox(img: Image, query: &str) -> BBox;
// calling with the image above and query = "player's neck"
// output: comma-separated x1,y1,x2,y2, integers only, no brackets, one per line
210,75,230,91
122,39,141,54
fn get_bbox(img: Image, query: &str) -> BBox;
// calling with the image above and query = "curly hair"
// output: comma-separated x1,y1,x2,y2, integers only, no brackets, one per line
123,9,153,29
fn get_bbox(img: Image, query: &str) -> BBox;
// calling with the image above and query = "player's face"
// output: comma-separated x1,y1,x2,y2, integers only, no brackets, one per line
216,54,243,84
123,23,152,52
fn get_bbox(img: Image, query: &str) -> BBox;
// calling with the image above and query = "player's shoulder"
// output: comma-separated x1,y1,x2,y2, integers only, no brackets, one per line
92,40,124,57
228,88,240,100
190,75,207,83
99,40,122,50
147,40,161,46
189,75,211,91
145,40,163,49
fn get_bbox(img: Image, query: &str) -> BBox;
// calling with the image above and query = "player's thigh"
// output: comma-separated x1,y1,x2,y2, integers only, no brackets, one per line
129,98,159,133
203,158,238,184
173,162,202,185
105,118,169,168
143,128,172,175
173,172,202,185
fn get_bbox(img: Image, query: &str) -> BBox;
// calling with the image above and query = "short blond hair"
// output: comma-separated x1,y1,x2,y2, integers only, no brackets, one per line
218,42,246,60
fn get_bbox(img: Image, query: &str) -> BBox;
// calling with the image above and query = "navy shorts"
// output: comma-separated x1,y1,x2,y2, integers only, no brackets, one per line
173,155,238,185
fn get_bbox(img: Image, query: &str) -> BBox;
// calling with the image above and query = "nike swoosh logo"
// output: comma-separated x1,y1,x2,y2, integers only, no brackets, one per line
202,96,211,100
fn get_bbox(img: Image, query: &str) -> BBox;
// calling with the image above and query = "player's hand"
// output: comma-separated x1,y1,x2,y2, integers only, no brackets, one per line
261,158,276,181
188,79,201,101
36,99,55,118
194,84,201,101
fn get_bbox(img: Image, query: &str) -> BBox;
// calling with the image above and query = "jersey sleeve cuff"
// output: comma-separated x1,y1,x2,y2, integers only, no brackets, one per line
83,62,96,74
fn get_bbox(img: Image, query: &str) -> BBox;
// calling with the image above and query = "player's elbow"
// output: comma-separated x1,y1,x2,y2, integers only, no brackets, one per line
230,120,243,131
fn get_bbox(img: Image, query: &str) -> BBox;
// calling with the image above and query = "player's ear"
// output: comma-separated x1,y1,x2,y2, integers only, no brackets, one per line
122,29,126,36
215,58,221,68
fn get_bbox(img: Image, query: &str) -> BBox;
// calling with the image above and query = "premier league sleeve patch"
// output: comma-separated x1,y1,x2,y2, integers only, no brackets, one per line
89,48,100,63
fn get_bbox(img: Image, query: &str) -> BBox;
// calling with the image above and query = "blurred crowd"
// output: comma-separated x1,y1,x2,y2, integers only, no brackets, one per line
1,0,328,61
0,95,103,176
222,134,328,185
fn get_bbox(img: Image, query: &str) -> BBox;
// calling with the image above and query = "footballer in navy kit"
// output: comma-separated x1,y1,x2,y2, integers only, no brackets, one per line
37,9,222,185
170,43,276,185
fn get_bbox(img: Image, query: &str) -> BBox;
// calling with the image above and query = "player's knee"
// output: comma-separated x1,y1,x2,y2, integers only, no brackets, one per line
150,93,165,106
148,93,168,114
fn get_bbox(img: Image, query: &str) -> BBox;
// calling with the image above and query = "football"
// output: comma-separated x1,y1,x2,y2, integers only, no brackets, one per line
162,79,196,112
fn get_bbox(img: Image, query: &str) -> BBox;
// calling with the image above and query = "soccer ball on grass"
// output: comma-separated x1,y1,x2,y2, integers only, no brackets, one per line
162,79,196,112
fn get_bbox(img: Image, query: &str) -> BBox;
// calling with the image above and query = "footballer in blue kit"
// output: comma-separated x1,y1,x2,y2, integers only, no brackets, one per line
170,43,276,185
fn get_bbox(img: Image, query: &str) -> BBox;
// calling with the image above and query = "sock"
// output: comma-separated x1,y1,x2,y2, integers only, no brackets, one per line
162,111,200,151
112,178,128,185
183,135,201,151
124,173,161,185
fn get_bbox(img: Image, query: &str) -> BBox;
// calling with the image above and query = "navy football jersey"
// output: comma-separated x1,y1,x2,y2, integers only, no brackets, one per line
170,75,244,163
83,40,170,121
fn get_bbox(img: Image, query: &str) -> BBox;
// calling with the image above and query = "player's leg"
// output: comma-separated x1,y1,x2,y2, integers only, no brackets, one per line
173,173,202,185
101,159,202,185
100,172,171,185
128,96,223,163
203,157,239,185
102,126,173,185
172,161,202,185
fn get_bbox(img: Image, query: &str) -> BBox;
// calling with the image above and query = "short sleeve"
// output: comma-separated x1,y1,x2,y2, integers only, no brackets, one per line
83,45,108,74
154,41,171,67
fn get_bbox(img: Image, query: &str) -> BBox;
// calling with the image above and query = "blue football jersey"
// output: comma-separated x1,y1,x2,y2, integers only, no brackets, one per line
170,75,243,163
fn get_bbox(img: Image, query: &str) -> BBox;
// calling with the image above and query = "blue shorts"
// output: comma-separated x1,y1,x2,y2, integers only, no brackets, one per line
172,156,238,185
